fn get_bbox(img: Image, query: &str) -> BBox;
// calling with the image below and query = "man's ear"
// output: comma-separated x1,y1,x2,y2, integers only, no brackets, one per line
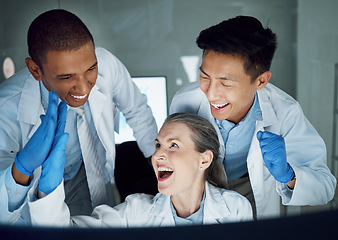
25,58,43,81
255,71,271,90
200,150,213,170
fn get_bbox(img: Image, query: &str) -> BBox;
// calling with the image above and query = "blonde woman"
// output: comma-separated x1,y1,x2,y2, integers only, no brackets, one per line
28,113,252,227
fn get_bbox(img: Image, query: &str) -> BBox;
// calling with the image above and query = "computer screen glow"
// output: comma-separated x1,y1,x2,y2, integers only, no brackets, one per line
114,76,167,144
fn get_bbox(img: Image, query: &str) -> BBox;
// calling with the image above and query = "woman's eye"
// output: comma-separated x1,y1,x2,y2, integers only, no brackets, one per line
155,143,161,148
171,143,179,148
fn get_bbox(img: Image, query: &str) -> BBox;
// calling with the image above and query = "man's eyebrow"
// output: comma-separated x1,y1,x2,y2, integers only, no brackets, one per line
88,62,98,70
56,73,73,78
219,76,237,81
199,66,237,81
56,62,98,78
199,67,209,77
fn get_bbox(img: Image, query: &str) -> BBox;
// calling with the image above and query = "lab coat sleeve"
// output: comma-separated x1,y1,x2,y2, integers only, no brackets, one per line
28,181,72,227
29,182,144,228
276,102,336,205
169,82,204,115
97,48,157,157
0,110,34,224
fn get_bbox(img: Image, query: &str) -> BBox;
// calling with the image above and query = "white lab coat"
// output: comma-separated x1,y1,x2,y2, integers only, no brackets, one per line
169,82,337,219
28,181,253,227
0,47,158,224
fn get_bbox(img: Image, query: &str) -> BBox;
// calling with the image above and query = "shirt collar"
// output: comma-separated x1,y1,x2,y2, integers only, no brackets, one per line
215,92,262,128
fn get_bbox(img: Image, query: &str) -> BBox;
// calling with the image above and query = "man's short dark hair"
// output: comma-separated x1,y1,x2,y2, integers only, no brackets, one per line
27,9,94,70
196,16,277,81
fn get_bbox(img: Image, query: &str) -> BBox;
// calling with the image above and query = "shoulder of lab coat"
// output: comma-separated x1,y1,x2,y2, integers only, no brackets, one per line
0,68,44,224
257,83,336,206
93,47,157,158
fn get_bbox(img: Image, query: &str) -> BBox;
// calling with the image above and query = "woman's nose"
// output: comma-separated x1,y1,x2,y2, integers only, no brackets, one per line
153,150,166,161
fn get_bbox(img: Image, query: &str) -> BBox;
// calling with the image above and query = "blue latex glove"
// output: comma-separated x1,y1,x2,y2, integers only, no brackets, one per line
38,100,69,194
14,91,59,176
257,131,294,183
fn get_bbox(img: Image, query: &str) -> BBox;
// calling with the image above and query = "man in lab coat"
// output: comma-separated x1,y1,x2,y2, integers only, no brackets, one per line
0,9,157,224
170,16,336,219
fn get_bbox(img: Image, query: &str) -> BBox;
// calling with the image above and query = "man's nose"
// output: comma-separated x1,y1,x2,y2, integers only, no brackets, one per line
75,75,90,93
206,81,219,101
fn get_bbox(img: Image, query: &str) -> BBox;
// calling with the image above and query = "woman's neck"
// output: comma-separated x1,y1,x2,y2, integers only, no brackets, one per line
170,181,205,218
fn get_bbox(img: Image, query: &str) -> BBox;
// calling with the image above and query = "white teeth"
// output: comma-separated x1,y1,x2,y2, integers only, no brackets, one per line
158,166,173,172
71,94,87,99
211,103,229,109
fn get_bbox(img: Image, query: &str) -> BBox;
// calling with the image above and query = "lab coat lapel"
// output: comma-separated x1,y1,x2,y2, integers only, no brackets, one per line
18,76,44,140
150,194,176,226
257,85,278,127
87,84,106,132
87,83,112,154
87,80,116,176
247,87,280,218
203,182,230,224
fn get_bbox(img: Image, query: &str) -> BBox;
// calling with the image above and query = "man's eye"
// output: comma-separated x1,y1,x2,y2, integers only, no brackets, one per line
59,76,72,80
155,143,161,148
221,83,232,88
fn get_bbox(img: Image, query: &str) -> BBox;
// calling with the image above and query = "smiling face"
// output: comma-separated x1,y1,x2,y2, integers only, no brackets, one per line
151,122,206,196
199,50,265,124
27,41,98,107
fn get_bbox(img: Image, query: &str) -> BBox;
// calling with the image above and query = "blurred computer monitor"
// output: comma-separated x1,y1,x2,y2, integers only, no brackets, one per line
114,76,167,144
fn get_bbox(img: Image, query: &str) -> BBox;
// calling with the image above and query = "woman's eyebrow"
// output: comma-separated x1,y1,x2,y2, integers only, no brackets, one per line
155,137,182,143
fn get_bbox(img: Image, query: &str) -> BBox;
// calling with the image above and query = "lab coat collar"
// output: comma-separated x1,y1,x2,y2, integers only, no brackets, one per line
18,72,44,125
257,84,278,127
87,74,106,130
150,193,175,226
196,84,278,128
203,182,230,224
150,182,230,225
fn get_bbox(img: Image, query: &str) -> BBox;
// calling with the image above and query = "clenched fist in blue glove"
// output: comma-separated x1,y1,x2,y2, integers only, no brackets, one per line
257,131,294,183
14,91,60,176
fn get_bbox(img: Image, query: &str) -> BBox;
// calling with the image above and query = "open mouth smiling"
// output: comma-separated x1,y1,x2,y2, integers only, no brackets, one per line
158,166,173,180
70,94,88,99
211,102,230,110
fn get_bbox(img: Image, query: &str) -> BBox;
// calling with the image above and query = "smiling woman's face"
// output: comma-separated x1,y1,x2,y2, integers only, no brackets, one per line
151,122,205,196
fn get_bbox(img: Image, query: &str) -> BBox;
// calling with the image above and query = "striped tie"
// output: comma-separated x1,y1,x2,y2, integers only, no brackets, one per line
74,106,107,207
